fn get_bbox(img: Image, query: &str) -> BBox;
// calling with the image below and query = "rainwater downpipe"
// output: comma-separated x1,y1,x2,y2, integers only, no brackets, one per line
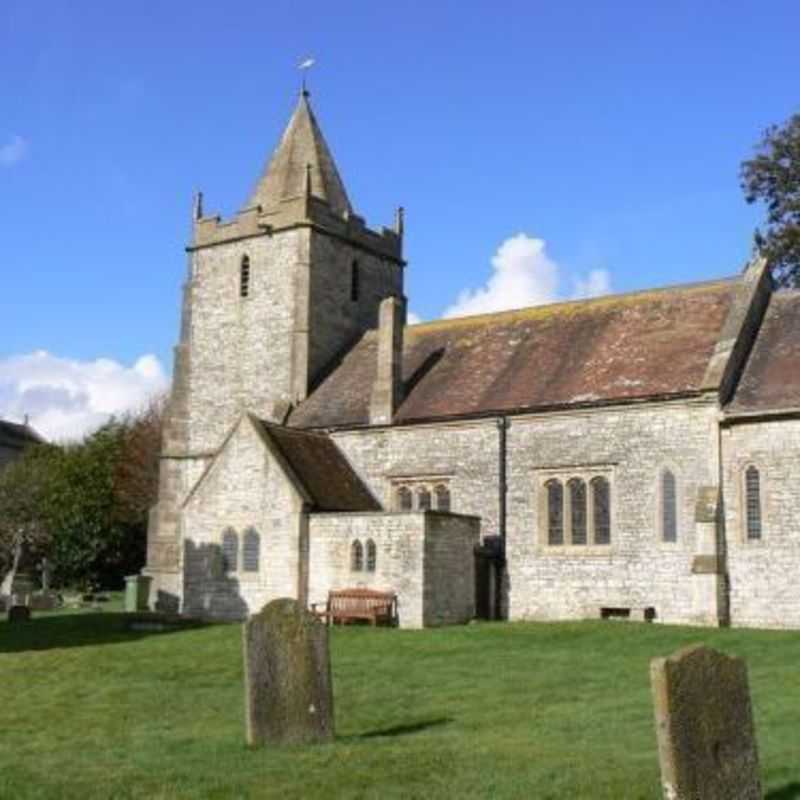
496,416,508,619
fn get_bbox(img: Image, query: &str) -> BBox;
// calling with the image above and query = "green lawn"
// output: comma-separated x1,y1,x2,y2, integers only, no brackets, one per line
1,610,799,800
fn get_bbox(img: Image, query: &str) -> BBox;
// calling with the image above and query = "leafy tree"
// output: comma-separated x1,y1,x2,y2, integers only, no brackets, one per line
113,396,163,527
0,444,61,596
108,397,164,586
741,113,800,287
47,424,125,590
1,401,164,593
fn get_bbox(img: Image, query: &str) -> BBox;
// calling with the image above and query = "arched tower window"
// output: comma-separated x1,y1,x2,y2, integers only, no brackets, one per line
661,469,677,542
366,539,377,572
397,486,413,511
242,528,260,572
222,529,239,572
350,260,360,302
745,466,762,540
546,479,564,545
417,486,432,511
240,255,251,298
351,539,364,571
568,478,587,545
591,477,611,545
434,484,451,512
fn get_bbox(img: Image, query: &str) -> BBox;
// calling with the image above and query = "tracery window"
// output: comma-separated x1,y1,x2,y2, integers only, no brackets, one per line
242,528,260,572
351,539,364,571
240,255,251,298
745,466,762,540
539,470,613,549
661,469,677,543
222,529,238,572
366,539,377,572
546,479,564,545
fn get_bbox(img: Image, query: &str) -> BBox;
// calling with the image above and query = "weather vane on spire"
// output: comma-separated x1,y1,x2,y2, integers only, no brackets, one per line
298,57,315,95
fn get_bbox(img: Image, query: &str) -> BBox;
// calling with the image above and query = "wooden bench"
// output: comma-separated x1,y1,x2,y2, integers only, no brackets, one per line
312,588,397,627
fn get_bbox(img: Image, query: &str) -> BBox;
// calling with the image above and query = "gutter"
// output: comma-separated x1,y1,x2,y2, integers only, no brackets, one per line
308,390,711,435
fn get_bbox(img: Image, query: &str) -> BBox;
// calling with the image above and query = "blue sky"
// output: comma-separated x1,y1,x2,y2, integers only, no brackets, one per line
1,0,798,439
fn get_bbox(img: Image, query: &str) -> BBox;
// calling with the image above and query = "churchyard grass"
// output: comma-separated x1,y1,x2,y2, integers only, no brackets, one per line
1,610,798,800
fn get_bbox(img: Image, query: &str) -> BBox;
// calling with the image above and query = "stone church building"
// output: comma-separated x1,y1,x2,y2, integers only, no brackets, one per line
144,89,800,629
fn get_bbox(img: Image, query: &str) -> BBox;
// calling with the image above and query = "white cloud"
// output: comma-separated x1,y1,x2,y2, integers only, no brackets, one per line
0,351,169,442
443,233,610,319
406,310,422,325
0,135,29,167
572,268,611,299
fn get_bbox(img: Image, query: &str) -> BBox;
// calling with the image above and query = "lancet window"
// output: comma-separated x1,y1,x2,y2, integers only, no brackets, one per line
222,529,239,572
351,539,364,571
242,529,260,572
745,466,762,540
661,469,677,543
240,255,251,298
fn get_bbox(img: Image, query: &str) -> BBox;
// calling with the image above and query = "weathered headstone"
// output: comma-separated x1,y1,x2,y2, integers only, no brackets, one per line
29,591,59,611
8,605,31,624
243,597,334,747
650,644,761,800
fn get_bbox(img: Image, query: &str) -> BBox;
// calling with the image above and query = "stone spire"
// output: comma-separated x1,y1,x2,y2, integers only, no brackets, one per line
243,90,353,218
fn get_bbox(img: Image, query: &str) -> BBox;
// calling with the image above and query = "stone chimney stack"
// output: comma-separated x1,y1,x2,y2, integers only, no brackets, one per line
369,296,405,425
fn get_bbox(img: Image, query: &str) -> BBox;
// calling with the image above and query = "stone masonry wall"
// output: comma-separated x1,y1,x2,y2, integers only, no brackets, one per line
332,421,501,534
308,231,403,388
423,513,480,626
308,512,425,628
188,230,305,451
308,510,479,628
334,400,721,625
182,417,304,620
722,418,800,628
506,401,720,624
308,512,426,628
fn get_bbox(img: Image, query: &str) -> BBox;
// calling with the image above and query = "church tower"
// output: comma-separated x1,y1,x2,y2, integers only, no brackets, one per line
144,89,405,608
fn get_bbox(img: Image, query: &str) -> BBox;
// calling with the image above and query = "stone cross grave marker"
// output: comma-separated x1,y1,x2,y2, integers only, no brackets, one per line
650,644,761,800
242,597,334,747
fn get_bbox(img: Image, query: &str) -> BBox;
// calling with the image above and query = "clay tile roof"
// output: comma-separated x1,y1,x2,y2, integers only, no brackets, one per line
289,279,737,429
0,420,44,450
259,422,380,511
242,91,352,218
726,291,800,415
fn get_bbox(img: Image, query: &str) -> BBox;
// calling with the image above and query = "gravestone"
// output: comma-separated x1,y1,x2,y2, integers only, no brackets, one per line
29,592,59,611
8,605,31,623
650,644,761,800
243,597,334,747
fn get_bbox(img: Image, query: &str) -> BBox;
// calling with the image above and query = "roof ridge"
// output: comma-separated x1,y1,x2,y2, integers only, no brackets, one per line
406,275,738,333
